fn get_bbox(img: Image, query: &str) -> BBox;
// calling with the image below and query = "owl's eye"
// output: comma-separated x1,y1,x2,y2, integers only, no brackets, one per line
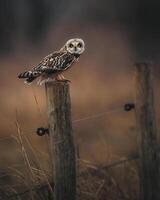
77,43,82,48
69,43,74,48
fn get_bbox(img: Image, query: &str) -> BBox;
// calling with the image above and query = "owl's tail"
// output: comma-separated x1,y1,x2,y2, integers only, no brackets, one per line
18,70,41,84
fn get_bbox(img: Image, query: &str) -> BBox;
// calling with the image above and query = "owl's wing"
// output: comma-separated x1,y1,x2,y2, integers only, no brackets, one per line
33,51,75,73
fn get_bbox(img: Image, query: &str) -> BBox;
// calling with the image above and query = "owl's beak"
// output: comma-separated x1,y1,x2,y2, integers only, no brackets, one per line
74,47,77,51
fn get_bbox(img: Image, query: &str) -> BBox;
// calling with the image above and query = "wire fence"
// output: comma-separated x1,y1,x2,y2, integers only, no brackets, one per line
0,104,131,142
0,86,136,199
0,102,134,177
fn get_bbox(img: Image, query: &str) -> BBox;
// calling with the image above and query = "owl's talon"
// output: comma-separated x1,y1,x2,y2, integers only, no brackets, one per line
55,79,70,83
62,79,71,83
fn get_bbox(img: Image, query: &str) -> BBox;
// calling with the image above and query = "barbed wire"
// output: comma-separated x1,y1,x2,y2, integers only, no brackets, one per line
0,105,126,143
73,107,123,123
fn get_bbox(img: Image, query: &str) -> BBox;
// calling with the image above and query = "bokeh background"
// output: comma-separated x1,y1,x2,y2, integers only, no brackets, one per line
0,0,160,190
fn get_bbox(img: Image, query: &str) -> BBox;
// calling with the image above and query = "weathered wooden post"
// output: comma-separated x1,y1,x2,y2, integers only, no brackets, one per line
45,81,76,200
134,62,160,200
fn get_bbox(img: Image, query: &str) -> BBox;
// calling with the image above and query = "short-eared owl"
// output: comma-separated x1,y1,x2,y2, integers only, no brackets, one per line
18,38,85,84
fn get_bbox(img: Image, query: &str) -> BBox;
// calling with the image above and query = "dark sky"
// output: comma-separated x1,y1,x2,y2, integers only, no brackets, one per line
0,0,160,60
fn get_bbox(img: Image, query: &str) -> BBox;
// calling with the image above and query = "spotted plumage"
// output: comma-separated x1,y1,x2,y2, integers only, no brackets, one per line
18,38,85,85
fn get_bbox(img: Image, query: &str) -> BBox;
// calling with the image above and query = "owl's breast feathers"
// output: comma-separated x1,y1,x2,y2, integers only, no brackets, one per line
34,51,80,74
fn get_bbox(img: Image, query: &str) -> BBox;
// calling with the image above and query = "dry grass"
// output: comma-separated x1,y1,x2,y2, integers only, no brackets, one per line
0,123,140,200
0,86,140,199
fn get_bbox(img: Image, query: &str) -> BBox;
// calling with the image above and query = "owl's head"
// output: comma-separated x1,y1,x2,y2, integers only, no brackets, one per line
64,38,85,55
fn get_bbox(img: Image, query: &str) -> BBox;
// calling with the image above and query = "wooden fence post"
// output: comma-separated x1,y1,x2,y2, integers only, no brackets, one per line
134,62,160,200
45,81,76,200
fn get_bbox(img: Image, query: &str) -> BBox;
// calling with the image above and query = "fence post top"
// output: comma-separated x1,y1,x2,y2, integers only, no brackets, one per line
45,81,70,89
45,80,70,84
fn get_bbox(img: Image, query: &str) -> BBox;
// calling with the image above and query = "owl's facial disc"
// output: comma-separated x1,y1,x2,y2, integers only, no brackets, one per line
65,38,85,55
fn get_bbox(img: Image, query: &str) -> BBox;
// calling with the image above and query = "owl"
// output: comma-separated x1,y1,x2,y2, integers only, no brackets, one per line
18,38,85,85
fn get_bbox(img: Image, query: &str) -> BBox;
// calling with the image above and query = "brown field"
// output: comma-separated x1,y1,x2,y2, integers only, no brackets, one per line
0,25,160,199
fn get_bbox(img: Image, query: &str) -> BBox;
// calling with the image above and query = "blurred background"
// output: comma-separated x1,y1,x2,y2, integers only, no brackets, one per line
0,0,160,195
